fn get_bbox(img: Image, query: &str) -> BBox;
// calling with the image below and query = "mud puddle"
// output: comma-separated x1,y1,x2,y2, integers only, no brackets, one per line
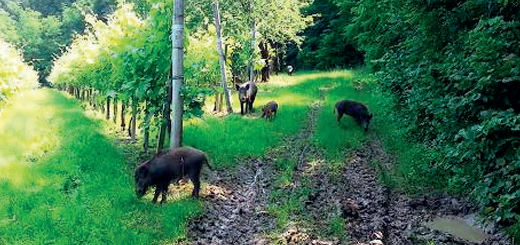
424,216,489,243
330,142,513,245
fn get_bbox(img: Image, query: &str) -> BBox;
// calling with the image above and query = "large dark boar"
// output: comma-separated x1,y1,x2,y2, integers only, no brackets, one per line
134,146,212,204
261,101,278,120
334,100,373,131
235,81,258,115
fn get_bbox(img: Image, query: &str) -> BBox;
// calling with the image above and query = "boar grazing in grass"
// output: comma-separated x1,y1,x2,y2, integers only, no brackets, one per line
235,81,258,115
334,100,373,131
134,146,212,204
261,101,278,120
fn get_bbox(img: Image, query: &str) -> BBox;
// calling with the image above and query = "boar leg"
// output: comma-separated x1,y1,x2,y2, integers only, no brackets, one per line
188,171,201,197
240,102,245,115
152,184,169,204
337,112,344,122
248,99,255,113
160,189,168,204
152,187,161,203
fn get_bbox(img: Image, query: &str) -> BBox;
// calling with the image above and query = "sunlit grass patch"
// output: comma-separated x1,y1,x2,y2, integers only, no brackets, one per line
0,88,202,244
313,70,375,161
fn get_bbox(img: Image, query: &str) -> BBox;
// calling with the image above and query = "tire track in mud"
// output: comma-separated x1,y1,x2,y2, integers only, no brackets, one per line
179,97,513,244
330,141,513,245
178,155,276,245
180,101,328,245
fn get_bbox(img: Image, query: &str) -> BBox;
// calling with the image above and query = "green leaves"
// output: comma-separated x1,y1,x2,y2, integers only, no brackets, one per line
338,0,520,228
0,39,38,107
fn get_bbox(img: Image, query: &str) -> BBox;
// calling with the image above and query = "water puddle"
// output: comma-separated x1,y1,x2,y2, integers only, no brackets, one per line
424,216,489,243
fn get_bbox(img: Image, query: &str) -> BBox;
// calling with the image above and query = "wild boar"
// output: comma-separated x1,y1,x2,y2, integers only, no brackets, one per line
334,100,373,131
235,81,258,115
134,146,212,204
261,101,278,120
286,65,294,76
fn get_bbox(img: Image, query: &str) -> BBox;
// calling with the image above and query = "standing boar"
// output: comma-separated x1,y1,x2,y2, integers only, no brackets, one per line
261,101,278,120
134,146,212,204
334,100,373,131
235,81,258,115
286,65,294,76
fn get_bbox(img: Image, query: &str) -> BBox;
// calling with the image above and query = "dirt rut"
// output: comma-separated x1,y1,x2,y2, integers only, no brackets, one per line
303,141,512,245
177,155,275,245
179,99,512,244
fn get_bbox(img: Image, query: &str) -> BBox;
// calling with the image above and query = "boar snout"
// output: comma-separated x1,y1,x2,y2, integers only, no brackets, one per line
136,182,149,198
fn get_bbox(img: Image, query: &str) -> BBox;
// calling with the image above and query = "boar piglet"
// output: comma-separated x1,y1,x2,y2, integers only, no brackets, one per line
134,146,212,204
334,100,373,131
235,81,258,115
261,101,278,120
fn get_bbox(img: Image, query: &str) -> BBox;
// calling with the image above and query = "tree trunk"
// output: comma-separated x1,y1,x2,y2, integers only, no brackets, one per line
212,2,233,114
170,0,185,149
88,89,92,105
121,102,126,131
100,97,105,114
143,101,150,153
213,92,222,112
113,97,118,124
157,80,172,152
249,18,256,82
130,97,137,141
259,42,271,82
106,97,111,120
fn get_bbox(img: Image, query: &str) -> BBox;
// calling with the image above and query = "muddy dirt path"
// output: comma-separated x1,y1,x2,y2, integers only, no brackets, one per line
177,155,275,245
180,101,326,245
180,98,513,244
341,142,512,245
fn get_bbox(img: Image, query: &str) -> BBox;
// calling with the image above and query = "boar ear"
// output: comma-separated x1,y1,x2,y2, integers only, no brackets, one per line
137,164,149,174
245,84,250,90
235,83,240,91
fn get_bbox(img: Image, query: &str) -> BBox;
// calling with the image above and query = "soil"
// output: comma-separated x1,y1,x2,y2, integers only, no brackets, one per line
178,100,513,245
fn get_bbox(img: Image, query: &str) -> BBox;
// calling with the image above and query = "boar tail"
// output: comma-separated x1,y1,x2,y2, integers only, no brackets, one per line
204,158,214,171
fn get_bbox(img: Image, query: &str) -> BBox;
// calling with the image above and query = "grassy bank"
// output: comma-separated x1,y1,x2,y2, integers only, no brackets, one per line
0,89,200,244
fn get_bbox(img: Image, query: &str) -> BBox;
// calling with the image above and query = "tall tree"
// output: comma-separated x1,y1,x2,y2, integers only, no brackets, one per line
170,0,185,148
212,1,233,113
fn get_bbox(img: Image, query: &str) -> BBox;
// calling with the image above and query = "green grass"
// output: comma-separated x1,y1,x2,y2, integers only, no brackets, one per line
313,70,375,160
184,71,337,168
0,69,468,244
0,89,201,244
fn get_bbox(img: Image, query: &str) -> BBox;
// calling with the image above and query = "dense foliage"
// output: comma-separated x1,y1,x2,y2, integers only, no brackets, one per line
298,0,363,69
297,0,520,236
0,0,120,85
0,39,38,108
339,0,520,231
185,0,311,78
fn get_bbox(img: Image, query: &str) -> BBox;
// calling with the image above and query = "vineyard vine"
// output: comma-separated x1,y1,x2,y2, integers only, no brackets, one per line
0,39,38,110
